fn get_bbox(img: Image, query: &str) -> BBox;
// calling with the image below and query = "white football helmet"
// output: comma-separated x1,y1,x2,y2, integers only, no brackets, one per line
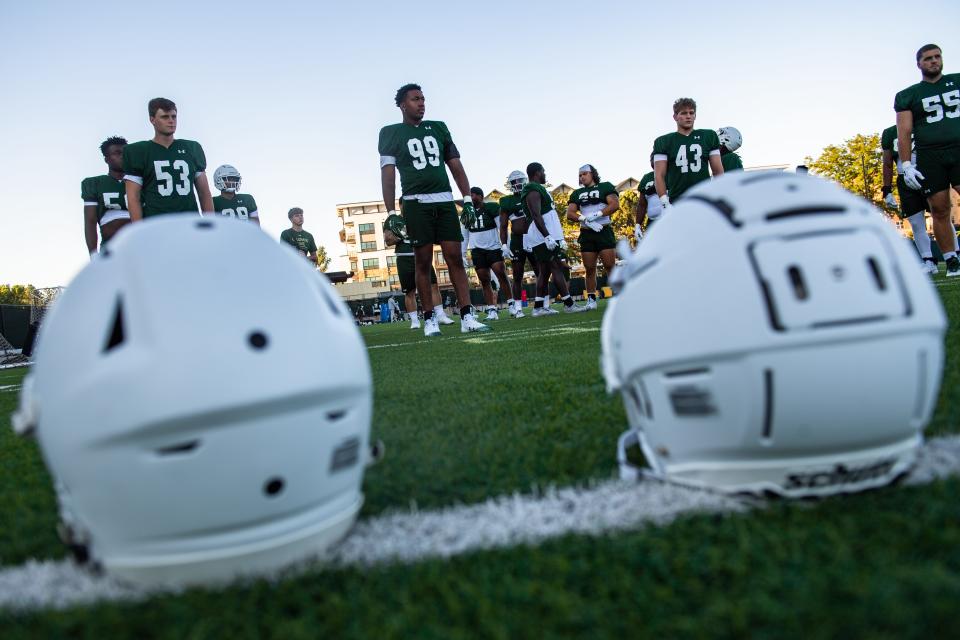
507,170,527,195
13,215,377,587
601,172,945,498
717,126,742,152
213,164,242,192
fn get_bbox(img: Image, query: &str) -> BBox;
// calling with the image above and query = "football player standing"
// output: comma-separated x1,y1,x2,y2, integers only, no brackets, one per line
895,44,960,276
566,164,618,310
499,170,538,318
652,98,724,209
382,213,453,330
718,126,744,172
280,208,318,265
82,136,131,256
522,162,586,315
461,187,514,320
379,84,489,335
212,164,261,226
634,153,663,239
881,124,938,275
123,97,214,220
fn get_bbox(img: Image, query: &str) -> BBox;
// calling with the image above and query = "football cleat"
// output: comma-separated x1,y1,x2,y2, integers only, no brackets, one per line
436,311,455,325
947,256,960,277
461,313,491,333
717,126,743,152
213,164,242,192
923,258,939,276
585,298,598,310
602,171,946,498
512,307,525,318
424,317,441,337
410,317,421,329
485,309,499,321
12,216,376,587
563,303,587,313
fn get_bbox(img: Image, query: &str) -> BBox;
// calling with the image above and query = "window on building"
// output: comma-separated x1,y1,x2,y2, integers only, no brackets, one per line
387,255,397,267
438,270,450,284
371,280,386,287
388,275,399,287
349,260,357,272
362,258,379,270
435,252,445,265
358,223,375,234
361,241,377,252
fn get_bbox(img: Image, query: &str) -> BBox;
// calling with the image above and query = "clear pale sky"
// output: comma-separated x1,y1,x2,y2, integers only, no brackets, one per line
1,1,957,287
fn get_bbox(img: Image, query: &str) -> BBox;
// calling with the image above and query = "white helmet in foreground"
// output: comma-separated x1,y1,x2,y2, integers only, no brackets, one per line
717,126,742,152
213,164,242,192
14,215,378,587
601,172,945,498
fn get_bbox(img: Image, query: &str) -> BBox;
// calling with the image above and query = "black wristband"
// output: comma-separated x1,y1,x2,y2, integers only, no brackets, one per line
882,185,892,197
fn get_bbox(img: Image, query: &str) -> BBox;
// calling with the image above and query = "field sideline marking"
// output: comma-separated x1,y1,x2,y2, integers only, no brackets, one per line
367,318,602,350
1,435,959,612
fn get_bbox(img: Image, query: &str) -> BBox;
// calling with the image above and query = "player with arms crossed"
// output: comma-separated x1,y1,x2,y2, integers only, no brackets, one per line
462,187,514,320
280,207,317,265
895,44,960,277
379,83,488,335
881,124,938,275
653,98,724,209
82,136,131,256
123,97,213,220
212,164,260,226
566,164,618,310
382,213,453,329
522,162,585,316
499,170,537,318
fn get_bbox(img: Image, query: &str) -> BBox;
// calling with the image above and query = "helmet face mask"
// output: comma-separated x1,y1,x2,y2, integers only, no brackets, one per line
214,164,242,192
601,172,946,498
15,216,374,587
507,170,527,195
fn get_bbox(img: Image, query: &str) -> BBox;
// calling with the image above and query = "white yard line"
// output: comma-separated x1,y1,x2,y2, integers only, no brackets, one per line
1,434,959,612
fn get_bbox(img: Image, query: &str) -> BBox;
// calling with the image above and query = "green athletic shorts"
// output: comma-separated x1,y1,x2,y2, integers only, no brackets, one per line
397,255,437,293
896,176,928,218
532,242,566,263
401,199,462,247
471,247,504,269
916,146,960,197
578,226,616,253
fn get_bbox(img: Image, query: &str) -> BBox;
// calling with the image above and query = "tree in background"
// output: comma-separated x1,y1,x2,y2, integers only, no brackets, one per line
316,245,332,272
805,133,884,208
0,285,36,305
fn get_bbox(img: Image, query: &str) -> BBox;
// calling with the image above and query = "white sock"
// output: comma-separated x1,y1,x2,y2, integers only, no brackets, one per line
907,212,932,258
406,312,413,320
944,251,957,261
434,305,443,315
507,298,515,308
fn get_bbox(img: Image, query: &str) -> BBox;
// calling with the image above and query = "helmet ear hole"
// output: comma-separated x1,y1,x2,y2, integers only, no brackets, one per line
103,298,125,352
248,331,269,350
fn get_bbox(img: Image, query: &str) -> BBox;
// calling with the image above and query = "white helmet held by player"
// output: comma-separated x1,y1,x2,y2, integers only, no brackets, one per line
507,170,527,195
601,172,945,498
214,164,242,192
13,215,379,587
717,126,742,153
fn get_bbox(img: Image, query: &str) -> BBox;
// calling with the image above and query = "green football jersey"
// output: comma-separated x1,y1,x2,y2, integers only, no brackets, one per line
721,152,744,172
383,213,413,255
122,139,207,216
213,193,259,221
81,174,128,223
894,74,960,150
499,193,524,220
570,181,617,221
639,171,656,196
520,182,554,220
652,129,721,200
280,229,317,255
880,124,917,168
378,121,456,196
460,201,500,232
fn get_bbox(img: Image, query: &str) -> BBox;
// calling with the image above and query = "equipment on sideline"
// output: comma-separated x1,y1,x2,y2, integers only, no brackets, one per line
13,215,378,587
601,172,946,497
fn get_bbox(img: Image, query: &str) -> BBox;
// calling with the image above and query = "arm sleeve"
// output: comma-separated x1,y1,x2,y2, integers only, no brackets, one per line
893,89,911,112
122,144,144,182
308,234,317,253
81,178,96,204
194,142,207,174
378,126,397,167
441,122,460,161
248,196,259,217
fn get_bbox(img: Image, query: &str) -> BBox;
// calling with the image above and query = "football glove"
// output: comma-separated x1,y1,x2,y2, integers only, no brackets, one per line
659,194,671,209
634,224,644,242
501,243,514,260
544,236,558,251
558,239,568,251
584,211,604,223
585,220,604,233
884,193,898,209
901,161,924,191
